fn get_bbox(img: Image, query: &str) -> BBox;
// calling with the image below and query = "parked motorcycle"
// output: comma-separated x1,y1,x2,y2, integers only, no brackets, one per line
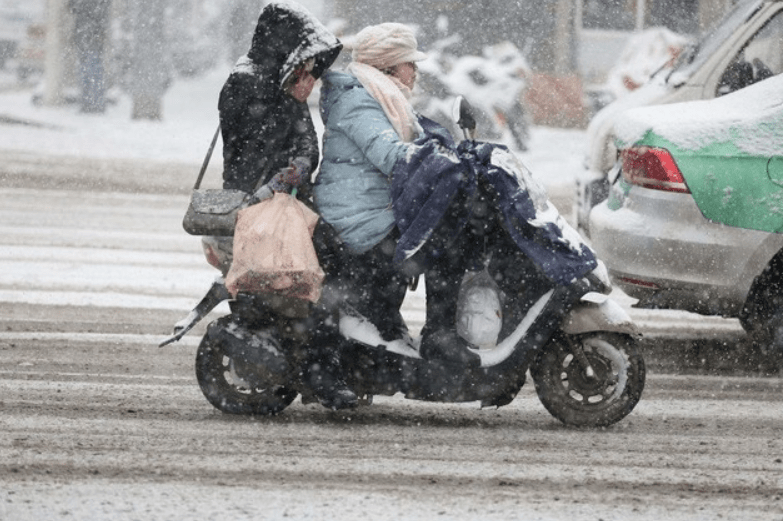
161,99,645,428
414,40,531,151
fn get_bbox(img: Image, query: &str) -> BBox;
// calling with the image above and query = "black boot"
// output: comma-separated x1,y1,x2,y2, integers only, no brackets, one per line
300,310,358,411
302,351,358,411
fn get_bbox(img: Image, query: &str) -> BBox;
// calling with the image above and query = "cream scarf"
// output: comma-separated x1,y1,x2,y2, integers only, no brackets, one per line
346,62,421,142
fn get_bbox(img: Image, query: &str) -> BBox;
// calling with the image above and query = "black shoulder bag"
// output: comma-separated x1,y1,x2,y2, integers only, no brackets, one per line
181,126,249,236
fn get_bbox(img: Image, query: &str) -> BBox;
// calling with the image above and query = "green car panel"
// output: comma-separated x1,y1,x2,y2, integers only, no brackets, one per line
617,129,783,234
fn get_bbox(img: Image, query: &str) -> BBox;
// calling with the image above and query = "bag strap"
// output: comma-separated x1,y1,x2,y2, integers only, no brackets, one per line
193,125,221,190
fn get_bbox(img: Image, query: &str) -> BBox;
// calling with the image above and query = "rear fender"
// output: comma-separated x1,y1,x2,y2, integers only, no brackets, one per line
208,318,291,383
562,292,639,336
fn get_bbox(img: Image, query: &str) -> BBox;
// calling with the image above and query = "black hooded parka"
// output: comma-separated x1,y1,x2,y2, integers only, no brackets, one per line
218,1,342,194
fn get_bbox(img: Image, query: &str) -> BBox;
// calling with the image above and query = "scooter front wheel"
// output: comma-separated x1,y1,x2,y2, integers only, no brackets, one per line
195,333,297,415
531,332,645,427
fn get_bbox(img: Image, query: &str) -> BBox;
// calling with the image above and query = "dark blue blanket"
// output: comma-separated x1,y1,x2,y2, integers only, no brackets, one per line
391,117,597,286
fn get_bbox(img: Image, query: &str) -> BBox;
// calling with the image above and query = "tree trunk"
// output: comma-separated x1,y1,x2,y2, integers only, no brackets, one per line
126,0,169,121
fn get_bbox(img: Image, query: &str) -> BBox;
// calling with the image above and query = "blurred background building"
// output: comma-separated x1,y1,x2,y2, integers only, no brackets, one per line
0,0,737,125
329,0,734,126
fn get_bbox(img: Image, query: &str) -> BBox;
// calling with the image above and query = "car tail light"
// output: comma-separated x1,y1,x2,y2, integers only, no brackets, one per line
621,147,689,193
618,276,660,289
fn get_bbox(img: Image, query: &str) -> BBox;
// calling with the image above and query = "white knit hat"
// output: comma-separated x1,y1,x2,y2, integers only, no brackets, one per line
351,23,427,70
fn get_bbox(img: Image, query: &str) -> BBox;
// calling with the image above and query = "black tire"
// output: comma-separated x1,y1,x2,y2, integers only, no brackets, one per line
740,254,783,358
195,333,297,415
741,250,783,332
746,309,783,374
531,332,645,428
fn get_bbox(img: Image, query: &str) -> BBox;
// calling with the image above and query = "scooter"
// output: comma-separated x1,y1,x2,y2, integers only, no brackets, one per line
161,99,645,428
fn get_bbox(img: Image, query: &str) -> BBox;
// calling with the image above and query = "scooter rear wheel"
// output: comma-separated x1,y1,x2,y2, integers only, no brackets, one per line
531,332,645,427
195,334,297,415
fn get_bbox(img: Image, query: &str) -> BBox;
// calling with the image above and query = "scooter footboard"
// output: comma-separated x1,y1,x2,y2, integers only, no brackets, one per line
339,342,525,405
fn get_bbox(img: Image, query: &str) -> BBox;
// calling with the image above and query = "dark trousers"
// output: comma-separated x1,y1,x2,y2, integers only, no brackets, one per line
345,230,409,341
314,223,409,342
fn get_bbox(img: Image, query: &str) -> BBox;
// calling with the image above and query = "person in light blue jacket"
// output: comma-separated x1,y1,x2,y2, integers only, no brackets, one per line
314,23,426,342
315,70,404,253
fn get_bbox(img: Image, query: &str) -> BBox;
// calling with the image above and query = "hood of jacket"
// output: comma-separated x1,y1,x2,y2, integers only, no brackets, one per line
245,1,342,89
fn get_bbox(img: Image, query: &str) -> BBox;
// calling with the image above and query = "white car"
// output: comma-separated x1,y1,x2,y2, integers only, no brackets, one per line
575,0,783,236
589,75,783,354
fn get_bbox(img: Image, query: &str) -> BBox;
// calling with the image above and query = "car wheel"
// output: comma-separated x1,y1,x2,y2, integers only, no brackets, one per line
740,253,783,372
746,310,783,374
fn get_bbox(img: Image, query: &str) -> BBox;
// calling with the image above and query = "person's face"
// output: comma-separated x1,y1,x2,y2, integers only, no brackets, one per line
285,69,316,102
391,62,417,90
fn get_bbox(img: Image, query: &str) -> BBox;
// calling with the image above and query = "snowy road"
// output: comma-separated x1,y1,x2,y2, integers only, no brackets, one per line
1,187,783,520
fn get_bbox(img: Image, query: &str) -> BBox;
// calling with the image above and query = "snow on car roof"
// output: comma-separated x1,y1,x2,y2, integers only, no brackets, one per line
615,74,783,156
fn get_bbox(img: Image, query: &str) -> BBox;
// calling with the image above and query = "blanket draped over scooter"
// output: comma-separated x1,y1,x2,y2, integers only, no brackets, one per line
391,116,597,285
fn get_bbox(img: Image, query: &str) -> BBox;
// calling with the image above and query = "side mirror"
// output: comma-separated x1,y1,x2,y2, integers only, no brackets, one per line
452,95,477,140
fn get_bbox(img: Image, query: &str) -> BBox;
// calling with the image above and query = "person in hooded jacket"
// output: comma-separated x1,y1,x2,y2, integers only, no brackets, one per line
205,2,343,275
219,1,341,196
203,1,357,410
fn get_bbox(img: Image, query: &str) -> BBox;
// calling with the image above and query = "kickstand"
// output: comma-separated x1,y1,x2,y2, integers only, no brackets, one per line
159,280,231,347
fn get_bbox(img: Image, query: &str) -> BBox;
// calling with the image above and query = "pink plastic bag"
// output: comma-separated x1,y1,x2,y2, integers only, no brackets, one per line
226,192,324,303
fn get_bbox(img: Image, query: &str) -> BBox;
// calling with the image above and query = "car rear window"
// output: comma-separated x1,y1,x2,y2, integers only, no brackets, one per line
669,0,764,84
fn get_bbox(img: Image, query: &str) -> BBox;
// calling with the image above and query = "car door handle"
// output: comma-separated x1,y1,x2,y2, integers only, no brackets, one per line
766,157,783,187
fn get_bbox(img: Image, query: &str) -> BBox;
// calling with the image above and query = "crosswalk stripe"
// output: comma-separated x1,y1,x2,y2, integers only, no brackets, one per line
0,330,201,347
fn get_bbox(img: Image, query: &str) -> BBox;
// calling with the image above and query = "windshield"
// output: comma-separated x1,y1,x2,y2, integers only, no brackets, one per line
667,0,764,83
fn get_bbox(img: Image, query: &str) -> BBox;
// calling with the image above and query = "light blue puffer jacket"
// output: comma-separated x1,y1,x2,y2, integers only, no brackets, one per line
314,71,409,254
